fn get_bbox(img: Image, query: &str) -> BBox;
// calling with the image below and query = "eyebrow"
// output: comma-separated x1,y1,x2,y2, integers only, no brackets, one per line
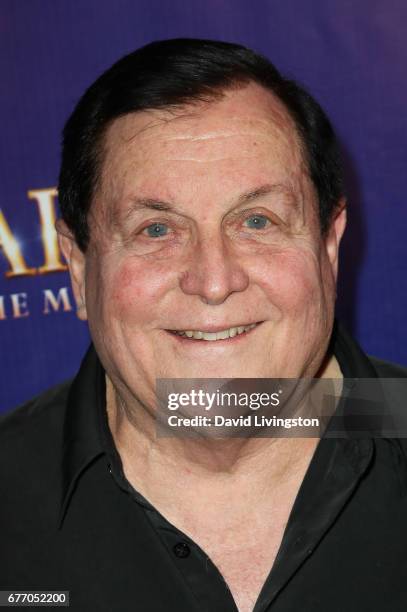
235,183,295,207
115,198,176,227
119,183,296,223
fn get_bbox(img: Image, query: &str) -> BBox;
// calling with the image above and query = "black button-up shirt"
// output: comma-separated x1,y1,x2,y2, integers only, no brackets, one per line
1,322,407,611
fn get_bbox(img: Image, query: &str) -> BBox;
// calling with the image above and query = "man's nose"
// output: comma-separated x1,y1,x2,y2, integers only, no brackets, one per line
179,234,249,305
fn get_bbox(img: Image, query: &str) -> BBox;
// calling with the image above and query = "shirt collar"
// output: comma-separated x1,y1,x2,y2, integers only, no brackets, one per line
330,319,378,378
324,319,376,477
59,344,106,528
58,319,377,528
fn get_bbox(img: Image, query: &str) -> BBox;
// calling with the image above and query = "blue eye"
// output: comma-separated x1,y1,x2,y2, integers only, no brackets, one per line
145,223,169,237
245,215,269,229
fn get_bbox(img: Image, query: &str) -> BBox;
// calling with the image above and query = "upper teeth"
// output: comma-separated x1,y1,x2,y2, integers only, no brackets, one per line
174,323,257,341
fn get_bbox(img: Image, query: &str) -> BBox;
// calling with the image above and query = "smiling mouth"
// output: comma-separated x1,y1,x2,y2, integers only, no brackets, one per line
166,322,262,341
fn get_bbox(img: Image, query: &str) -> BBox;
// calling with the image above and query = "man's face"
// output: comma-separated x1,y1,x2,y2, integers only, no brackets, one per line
61,83,346,405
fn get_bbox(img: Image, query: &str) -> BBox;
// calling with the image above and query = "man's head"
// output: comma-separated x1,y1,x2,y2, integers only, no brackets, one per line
57,38,346,406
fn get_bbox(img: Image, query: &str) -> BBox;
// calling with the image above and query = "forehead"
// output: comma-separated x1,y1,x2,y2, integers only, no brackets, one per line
98,83,308,203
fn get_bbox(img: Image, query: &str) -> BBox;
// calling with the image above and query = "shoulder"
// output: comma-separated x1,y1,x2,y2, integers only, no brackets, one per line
0,381,74,548
368,355,407,378
0,381,73,526
367,355,407,408
0,380,72,466
367,355,407,456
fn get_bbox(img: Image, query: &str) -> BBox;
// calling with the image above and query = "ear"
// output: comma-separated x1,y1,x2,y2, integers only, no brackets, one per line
55,219,88,320
324,198,347,282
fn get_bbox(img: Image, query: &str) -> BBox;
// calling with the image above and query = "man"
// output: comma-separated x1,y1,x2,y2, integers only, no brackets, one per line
1,38,407,612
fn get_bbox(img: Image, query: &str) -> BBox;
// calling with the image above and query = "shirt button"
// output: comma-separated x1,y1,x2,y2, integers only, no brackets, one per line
173,542,191,558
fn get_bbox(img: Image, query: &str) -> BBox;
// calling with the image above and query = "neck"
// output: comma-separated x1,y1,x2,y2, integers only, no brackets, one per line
106,352,342,505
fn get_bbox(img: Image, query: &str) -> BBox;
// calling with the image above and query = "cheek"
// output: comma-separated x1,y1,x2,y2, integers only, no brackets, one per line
252,247,325,313
108,258,174,323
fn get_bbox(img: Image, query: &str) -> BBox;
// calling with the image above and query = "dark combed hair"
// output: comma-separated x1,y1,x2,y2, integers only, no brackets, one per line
58,38,344,251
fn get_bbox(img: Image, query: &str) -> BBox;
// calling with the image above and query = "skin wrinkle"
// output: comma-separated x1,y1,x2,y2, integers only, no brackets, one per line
111,184,304,240
105,175,309,250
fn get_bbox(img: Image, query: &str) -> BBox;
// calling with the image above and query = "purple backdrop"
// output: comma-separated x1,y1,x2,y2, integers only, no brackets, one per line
1,0,406,412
